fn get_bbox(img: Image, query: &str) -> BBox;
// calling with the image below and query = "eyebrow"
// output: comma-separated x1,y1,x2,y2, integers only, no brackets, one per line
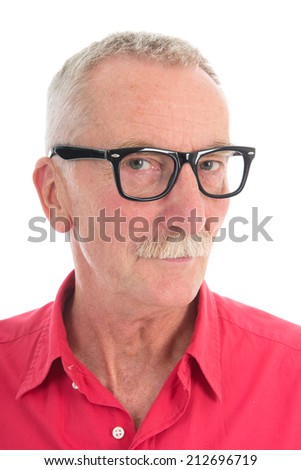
114,139,233,150
114,139,156,148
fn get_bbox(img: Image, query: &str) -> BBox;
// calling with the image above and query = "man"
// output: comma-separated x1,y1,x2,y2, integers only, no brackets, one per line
1,32,301,450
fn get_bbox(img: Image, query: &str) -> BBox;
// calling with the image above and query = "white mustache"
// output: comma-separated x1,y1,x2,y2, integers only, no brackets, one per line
136,231,212,259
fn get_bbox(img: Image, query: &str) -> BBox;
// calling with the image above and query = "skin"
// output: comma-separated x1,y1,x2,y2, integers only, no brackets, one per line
33,56,230,429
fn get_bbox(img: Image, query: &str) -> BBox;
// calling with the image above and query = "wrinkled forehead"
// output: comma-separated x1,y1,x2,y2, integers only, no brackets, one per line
81,56,229,150
88,55,226,106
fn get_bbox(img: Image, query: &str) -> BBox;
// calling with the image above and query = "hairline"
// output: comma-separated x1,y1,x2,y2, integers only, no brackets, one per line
45,32,221,155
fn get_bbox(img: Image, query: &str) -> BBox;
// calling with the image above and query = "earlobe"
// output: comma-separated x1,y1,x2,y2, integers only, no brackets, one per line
33,157,72,233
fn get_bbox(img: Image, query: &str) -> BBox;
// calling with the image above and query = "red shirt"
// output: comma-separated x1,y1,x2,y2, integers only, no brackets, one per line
1,271,301,450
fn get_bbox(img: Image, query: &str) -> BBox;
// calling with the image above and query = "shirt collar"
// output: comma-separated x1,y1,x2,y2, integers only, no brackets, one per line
17,271,75,399
182,281,222,401
17,272,222,401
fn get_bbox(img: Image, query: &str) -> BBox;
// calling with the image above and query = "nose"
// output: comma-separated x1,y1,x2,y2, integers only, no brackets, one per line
161,162,207,235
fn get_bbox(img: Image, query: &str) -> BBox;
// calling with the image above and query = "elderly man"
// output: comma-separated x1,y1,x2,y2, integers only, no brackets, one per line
1,32,301,450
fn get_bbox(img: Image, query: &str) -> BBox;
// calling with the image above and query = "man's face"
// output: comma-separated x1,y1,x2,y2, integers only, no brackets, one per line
59,56,230,310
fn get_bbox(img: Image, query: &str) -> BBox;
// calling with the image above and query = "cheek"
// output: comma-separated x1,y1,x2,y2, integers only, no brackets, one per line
82,189,149,250
67,163,118,217
205,199,229,235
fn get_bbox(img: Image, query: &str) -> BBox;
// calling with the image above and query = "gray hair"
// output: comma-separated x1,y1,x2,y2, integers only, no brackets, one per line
45,31,220,153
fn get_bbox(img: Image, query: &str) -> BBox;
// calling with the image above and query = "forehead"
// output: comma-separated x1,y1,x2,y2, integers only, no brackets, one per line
83,56,229,150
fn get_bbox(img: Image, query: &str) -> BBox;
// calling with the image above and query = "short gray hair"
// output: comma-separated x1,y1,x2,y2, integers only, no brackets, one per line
45,31,220,152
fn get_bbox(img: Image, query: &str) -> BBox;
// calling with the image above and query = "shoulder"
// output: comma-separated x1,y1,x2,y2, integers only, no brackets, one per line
212,291,301,351
0,303,53,344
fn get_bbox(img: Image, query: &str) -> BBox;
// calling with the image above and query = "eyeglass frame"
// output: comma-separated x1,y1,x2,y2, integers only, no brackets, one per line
49,145,256,202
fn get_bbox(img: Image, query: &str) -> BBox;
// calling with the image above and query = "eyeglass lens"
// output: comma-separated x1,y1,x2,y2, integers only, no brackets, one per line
119,149,245,199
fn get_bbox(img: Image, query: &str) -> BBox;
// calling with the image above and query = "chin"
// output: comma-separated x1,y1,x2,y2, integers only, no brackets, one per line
149,278,203,309
135,256,207,308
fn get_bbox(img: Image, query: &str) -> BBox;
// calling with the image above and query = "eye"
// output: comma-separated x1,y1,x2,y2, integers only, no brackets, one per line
126,158,152,170
199,160,221,171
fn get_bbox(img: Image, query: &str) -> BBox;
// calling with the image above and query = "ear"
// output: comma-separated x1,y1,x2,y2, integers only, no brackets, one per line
33,157,72,233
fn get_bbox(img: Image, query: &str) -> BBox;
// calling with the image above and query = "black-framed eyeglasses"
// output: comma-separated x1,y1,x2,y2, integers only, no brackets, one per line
49,145,255,202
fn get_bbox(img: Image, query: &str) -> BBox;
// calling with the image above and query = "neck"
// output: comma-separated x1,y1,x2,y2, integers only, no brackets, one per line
63,272,198,428
64,279,198,377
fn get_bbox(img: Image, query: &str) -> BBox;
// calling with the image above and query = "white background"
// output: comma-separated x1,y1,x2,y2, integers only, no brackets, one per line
0,0,300,323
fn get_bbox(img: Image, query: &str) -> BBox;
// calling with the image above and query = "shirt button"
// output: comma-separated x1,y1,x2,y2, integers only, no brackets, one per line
112,426,125,440
72,382,79,390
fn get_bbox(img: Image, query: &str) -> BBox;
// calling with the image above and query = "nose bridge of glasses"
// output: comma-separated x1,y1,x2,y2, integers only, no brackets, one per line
177,151,198,171
174,152,200,191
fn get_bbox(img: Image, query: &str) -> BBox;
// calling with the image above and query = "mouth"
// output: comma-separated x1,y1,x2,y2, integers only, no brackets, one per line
155,256,195,262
